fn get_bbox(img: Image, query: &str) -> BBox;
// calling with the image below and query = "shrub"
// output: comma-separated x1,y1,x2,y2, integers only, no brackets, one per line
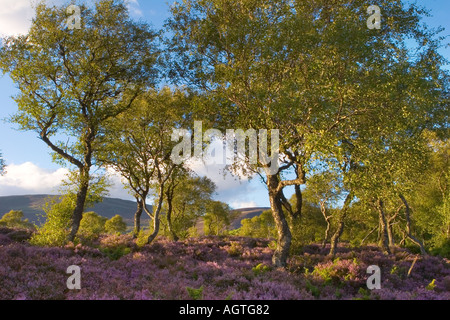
431,239,450,259
252,263,272,276
135,229,152,247
100,246,131,260
426,279,436,291
312,258,360,285
186,286,204,300
98,234,135,260
30,196,73,247
236,210,276,238
78,212,107,241
225,242,243,257
0,210,34,230
105,215,127,234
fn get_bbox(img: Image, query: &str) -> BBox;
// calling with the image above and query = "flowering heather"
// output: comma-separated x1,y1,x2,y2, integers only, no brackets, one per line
0,229,449,300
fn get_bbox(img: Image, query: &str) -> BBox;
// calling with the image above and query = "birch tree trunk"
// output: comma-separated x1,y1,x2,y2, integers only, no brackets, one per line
267,173,291,268
329,192,353,256
399,194,426,255
133,196,144,238
377,199,391,254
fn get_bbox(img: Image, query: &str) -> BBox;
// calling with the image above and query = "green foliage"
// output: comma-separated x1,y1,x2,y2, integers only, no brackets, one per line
186,286,204,300
252,263,272,276
305,279,321,298
203,201,234,236
236,210,276,239
0,0,159,241
289,202,327,252
160,173,217,240
99,87,196,243
0,210,34,230
167,0,449,265
100,246,131,261
426,279,436,291
355,288,371,300
30,172,109,246
105,215,127,235
135,229,151,247
409,133,449,250
312,258,358,285
430,239,450,259
30,196,74,247
1,0,448,265
225,242,243,257
78,212,107,241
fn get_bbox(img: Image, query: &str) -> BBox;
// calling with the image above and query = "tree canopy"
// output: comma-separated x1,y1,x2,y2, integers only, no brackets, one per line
0,0,448,266
166,0,449,266
0,0,159,241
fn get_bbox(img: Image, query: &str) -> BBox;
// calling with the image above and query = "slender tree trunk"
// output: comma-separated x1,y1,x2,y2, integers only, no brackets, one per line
294,184,302,219
361,226,378,245
293,164,305,219
68,166,90,242
386,219,395,250
147,184,165,244
320,201,331,249
267,173,291,268
377,199,391,254
329,219,344,256
68,130,94,242
329,192,353,256
386,206,402,251
166,193,179,241
133,196,144,238
399,194,426,255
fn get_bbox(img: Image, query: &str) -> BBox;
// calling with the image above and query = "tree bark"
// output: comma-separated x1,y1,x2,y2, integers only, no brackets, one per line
68,167,90,242
293,164,305,220
329,219,344,256
329,192,353,256
166,190,179,241
386,218,395,250
377,199,391,254
147,184,165,244
320,201,331,249
267,173,291,268
399,194,426,255
41,128,93,243
133,196,144,238
360,226,378,245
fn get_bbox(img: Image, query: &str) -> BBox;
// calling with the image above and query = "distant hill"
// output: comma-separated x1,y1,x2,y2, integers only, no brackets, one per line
230,207,271,229
195,207,271,235
0,195,270,230
0,194,150,226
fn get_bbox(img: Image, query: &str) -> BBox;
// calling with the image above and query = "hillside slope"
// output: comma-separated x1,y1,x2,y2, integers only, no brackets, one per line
0,195,269,229
0,195,145,226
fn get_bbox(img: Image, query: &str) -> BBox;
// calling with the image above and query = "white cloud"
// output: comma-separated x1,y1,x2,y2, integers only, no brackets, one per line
0,162,133,200
0,0,35,37
103,167,134,200
125,0,142,17
186,158,268,209
0,160,268,208
0,0,143,37
0,162,69,195
229,200,258,209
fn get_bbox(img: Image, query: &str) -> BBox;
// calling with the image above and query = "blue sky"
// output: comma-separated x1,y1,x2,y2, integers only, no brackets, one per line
0,0,449,208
